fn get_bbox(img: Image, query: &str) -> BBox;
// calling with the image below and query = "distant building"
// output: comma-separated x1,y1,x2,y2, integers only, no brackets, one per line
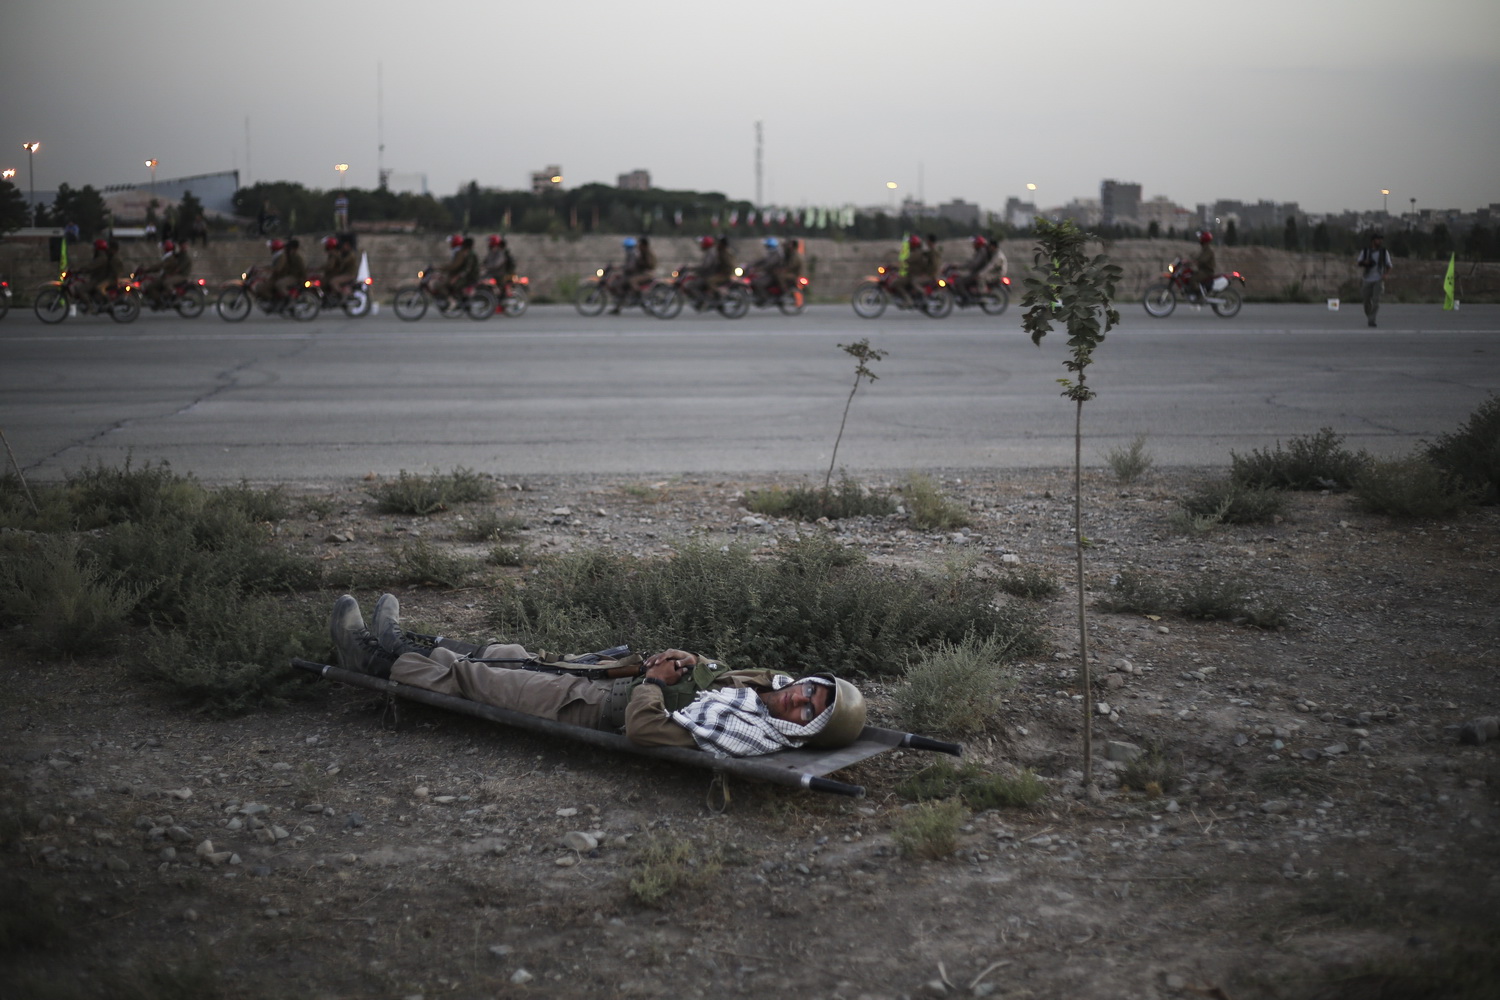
617,169,650,191
1100,179,1141,227
531,165,564,196
1136,195,1195,234
937,199,981,228
1048,197,1102,228
1003,197,1037,229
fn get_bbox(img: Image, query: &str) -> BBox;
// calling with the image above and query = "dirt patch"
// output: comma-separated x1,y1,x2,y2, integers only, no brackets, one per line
3,468,1498,999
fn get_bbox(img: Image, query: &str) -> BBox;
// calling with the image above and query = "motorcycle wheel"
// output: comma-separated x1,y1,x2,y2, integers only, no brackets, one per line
850,283,887,319
502,286,529,318
465,288,498,320
0,295,9,321
216,286,251,322
289,292,319,322
174,287,206,319
34,287,69,324
342,287,373,318
110,291,142,323
777,290,805,316
393,286,428,321
1211,288,1243,318
717,285,751,319
575,283,607,317
1142,283,1177,318
979,286,1010,316
647,285,683,320
923,288,954,319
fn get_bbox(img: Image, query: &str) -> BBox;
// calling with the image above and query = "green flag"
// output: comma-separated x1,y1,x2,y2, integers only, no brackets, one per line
1442,252,1456,310
59,236,67,279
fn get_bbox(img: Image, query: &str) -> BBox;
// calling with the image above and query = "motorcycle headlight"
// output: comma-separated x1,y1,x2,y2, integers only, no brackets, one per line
596,268,604,277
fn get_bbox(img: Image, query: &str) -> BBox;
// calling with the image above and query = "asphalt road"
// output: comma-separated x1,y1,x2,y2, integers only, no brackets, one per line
3,301,1497,483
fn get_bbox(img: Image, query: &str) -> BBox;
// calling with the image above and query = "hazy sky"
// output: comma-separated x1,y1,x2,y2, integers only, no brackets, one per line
3,0,1497,215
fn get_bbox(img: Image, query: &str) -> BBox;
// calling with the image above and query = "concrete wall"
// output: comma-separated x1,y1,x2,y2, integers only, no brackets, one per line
2,233,1494,304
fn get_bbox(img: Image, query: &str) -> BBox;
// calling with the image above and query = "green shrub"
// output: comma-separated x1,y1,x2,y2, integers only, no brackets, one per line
1104,434,1154,484
997,565,1061,599
1426,393,1500,504
1120,745,1180,795
902,473,970,530
487,536,1043,678
1178,479,1287,526
131,590,323,716
1095,568,1176,615
1353,455,1475,518
391,537,484,588
370,467,495,515
893,799,966,859
1230,427,1370,490
65,458,207,529
488,543,527,567
896,761,1047,810
744,475,897,522
0,534,142,655
894,634,1017,734
463,510,527,542
627,836,721,908
0,474,73,533
209,481,292,523
1175,572,1253,621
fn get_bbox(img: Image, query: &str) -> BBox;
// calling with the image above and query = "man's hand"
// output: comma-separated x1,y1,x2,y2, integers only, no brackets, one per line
642,649,695,683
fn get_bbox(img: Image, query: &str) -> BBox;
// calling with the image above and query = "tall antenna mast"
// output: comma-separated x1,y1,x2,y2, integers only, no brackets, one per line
755,121,763,207
377,61,387,189
244,116,251,185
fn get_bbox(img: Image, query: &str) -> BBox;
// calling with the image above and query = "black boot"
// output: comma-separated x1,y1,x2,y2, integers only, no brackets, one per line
372,593,446,657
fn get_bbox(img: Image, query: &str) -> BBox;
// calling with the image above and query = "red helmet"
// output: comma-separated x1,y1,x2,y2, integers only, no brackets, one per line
93,238,109,251
269,239,286,252
449,234,464,248
972,235,988,249
908,234,922,248
161,240,176,252
699,235,715,249
1199,230,1214,245
488,234,503,248
323,236,339,250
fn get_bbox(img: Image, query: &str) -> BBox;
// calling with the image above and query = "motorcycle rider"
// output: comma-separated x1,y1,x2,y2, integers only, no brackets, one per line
85,238,125,312
430,234,479,310
895,233,933,308
482,234,516,285
270,238,307,308
320,235,358,302
748,236,785,302
687,235,734,307
957,235,998,301
610,236,658,314
137,239,192,307
1191,230,1217,301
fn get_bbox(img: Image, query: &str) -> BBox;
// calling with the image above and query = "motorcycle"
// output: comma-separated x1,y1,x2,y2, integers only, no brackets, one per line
740,267,809,315
0,275,10,321
306,272,375,317
128,271,209,318
215,265,320,322
574,265,661,317
482,273,530,317
645,265,750,320
850,265,952,319
391,268,497,321
940,265,1010,315
33,271,141,324
1142,258,1245,318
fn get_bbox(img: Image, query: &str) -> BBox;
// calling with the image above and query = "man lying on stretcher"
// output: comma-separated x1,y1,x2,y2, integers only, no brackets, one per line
329,594,866,757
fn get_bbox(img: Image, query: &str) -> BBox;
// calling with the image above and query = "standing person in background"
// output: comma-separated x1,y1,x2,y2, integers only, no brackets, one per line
1356,232,1393,328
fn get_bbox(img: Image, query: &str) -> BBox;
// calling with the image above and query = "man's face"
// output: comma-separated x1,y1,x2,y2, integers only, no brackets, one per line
762,680,832,725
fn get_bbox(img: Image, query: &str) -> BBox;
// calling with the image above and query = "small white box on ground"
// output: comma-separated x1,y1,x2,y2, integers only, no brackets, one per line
1326,298,1340,311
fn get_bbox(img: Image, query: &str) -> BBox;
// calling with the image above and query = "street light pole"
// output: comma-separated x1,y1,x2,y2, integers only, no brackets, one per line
146,159,158,197
22,141,39,224
1381,188,1389,215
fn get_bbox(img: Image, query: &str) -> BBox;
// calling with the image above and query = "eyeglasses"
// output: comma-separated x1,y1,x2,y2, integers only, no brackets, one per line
793,682,823,724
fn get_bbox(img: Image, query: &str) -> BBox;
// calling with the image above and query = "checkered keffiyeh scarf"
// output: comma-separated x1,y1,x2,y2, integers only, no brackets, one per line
670,676,832,758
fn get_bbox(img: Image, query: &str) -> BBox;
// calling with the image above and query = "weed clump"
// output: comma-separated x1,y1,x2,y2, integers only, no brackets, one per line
901,473,971,530
1096,566,1285,628
1177,479,1288,527
1353,455,1475,518
892,799,968,859
997,565,1061,599
371,467,494,515
1104,434,1154,484
0,534,142,655
392,537,484,588
487,535,1042,678
627,837,722,908
1119,745,1181,796
1230,427,1370,490
745,475,897,522
1426,393,1500,504
895,760,1047,809
894,635,1017,734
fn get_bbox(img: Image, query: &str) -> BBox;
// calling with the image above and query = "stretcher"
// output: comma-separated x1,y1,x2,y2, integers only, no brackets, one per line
291,658,961,800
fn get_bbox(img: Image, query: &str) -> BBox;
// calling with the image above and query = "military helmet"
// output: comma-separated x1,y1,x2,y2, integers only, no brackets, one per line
804,677,866,748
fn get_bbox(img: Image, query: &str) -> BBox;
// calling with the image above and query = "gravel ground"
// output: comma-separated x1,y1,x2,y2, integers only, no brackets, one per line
3,467,1498,999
